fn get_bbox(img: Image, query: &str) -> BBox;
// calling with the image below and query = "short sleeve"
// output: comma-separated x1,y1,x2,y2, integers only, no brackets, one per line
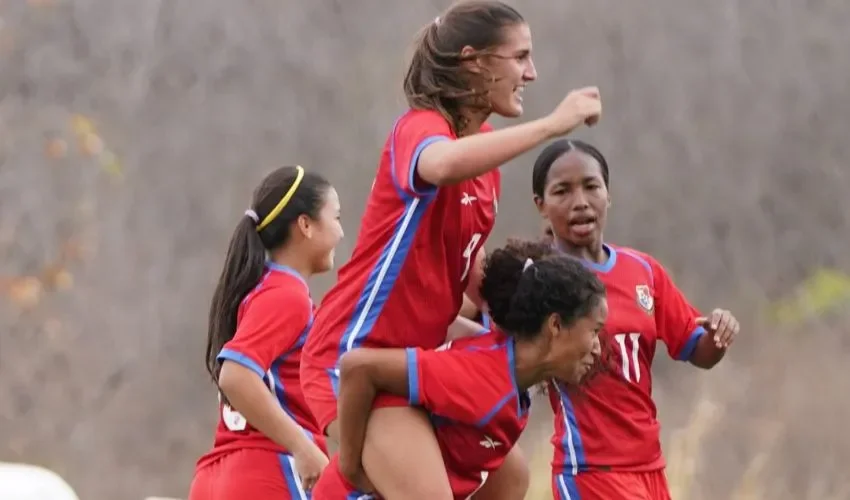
390,111,453,198
405,346,511,426
650,258,706,362
217,286,312,378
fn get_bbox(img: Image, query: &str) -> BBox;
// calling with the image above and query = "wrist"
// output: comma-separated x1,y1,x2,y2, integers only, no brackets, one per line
535,115,560,140
288,435,315,457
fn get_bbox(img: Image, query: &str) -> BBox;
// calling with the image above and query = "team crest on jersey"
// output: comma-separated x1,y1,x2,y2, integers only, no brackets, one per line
635,285,654,314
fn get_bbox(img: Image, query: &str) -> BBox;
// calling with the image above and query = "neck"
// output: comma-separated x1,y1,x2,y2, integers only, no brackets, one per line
268,246,313,280
458,108,490,137
512,338,550,391
554,236,607,265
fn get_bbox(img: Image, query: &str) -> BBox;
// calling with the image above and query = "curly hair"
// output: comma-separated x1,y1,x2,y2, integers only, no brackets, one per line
479,238,606,339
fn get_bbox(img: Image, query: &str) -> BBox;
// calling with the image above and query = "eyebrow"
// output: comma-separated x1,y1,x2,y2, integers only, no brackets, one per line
551,176,601,187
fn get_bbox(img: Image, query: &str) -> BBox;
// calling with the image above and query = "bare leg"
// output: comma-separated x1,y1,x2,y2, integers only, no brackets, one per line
361,406,453,500
473,445,530,500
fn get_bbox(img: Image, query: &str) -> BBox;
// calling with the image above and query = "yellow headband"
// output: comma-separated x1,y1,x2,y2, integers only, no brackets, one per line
256,166,305,232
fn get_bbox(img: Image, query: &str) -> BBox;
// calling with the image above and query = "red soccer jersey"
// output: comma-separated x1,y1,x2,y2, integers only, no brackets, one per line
197,263,326,467
312,330,530,500
548,244,705,474
303,109,500,368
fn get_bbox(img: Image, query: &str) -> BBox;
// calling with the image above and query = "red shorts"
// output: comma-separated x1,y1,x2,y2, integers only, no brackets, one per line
300,357,408,434
552,469,671,500
312,455,376,499
189,448,309,500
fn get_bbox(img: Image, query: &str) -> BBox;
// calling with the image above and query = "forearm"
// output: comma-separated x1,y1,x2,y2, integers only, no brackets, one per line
422,118,555,185
458,294,480,320
220,364,317,454
337,365,379,474
446,315,486,342
689,333,727,369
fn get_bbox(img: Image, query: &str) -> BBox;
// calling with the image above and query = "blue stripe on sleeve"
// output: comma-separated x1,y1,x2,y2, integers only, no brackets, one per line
405,348,420,406
217,348,264,378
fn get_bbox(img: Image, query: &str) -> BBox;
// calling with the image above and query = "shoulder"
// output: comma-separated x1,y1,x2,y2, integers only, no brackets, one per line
480,121,496,133
244,275,312,320
612,245,664,273
395,109,454,139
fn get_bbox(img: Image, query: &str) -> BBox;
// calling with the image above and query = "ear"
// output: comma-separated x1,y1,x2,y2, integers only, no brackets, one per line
296,214,313,239
460,45,482,73
545,312,562,339
606,193,612,208
533,194,545,214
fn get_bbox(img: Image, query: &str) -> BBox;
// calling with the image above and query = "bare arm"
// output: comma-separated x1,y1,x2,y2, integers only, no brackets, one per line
689,334,727,369
218,361,319,456
689,311,738,369
417,87,601,185
458,293,480,320
337,349,410,480
417,118,555,185
446,315,487,342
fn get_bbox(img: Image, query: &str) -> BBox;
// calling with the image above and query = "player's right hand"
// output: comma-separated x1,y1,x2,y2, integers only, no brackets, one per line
293,444,329,491
544,86,602,137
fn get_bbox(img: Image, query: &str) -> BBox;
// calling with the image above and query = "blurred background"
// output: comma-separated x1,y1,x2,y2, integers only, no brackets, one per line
1,0,849,499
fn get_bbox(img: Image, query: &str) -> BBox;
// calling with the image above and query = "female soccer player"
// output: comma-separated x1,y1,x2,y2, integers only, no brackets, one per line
531,140,741,500
189,166,344,499
312,238,607,499
300,2,602,497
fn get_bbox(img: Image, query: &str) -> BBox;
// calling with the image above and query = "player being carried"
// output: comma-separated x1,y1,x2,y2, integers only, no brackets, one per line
312,238,607,499
300,1,602,498
530,140,741,500
190,166,344,499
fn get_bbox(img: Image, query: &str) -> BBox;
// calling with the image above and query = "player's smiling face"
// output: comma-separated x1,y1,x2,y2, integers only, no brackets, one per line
477,22,537,118
306,187,344,273
551,297,607,385
535,150,609,248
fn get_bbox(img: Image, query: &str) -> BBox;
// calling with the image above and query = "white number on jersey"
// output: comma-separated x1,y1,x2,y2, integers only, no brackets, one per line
219,392,248,431
464,471,490,500
613,333,642,383
461,232,483,282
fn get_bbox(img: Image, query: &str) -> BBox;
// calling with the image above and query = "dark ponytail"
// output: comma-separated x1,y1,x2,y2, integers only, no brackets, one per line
205,166,330,383
480,238,606,340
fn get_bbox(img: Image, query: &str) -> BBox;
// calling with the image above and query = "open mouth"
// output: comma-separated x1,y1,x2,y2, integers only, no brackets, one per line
513,85,525,102
568,214,597,236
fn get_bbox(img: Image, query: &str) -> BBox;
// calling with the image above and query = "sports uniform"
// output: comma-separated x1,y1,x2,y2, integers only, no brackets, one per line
190,264,326,500
549,245,705,500
301,109,500,432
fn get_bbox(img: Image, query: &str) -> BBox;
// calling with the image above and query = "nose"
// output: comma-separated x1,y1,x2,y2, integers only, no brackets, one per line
591,336,602,357
571,188,589,210
524,57,537,82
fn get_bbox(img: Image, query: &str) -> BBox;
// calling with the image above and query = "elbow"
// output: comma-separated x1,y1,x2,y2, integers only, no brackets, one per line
339,349,371,382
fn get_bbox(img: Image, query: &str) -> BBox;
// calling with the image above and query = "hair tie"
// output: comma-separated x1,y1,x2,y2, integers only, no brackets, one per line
434,16,441,25
523,258,534,271
244,209,259,223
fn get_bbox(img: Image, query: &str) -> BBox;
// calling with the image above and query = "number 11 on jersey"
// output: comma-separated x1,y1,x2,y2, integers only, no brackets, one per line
613,333,641,383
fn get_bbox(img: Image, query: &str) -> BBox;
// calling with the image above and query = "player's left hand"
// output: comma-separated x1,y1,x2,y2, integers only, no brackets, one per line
696,309,739,349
